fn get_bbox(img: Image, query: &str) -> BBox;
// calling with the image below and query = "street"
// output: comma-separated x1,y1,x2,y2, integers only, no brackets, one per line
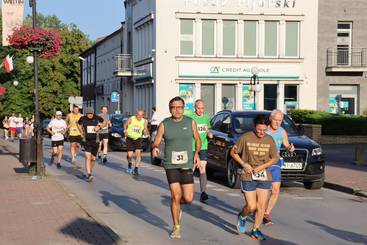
13,139,367,245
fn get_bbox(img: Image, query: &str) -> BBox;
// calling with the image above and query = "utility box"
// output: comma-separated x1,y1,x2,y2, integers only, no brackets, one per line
19,138,37,165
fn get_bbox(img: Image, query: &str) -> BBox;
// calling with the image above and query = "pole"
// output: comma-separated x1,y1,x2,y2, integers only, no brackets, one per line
31,0,44,176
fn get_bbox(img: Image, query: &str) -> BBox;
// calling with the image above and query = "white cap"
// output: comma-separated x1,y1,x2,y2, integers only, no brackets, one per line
55,111,62,116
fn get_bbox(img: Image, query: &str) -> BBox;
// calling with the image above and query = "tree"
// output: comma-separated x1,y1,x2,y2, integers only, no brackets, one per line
0,13,91,118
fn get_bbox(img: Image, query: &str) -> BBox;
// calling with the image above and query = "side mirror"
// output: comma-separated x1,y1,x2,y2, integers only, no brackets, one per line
298,124,305,135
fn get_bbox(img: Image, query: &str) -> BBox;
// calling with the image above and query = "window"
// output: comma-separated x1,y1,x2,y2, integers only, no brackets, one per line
244,21,257,56
211,113,225,131
180,19,194,55
337,21,352,66
284,85,298,112
223,20,236,56
222,84,236,110
264,84,277,110
285,22,299,57
264,21,278,57
201,84,215,116
202,20,215,55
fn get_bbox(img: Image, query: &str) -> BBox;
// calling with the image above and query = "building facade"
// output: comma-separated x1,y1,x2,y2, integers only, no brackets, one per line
317,0,367,115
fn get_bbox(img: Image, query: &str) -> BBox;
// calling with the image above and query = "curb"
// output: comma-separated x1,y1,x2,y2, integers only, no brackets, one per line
324,181,367,198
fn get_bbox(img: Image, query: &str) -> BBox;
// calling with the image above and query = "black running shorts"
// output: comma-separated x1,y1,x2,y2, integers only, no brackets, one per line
51,140,64,147
165,168,194,185
126,137,143,151
69,135,82,143
84,141,99,157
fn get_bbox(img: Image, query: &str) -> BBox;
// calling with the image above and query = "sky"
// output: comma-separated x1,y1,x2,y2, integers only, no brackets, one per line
23,0,126,40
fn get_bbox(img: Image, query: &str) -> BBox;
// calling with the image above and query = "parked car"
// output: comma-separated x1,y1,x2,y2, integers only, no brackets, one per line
150,110,325,190
108,114,150,151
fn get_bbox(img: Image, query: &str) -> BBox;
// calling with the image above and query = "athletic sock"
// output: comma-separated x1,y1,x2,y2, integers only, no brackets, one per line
128,162,132,168
200,173,207,193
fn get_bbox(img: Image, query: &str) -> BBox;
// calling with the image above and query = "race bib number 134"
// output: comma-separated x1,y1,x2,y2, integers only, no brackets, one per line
251,170,268,181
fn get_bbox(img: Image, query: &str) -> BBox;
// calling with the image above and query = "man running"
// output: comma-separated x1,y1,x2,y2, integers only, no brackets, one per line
124,109,149,175
47,111,67,169
77,107,106,182
230,115,278,240
188,99,213,203
263,109,295,225
152,96,201,239
97,106,111,164
66,105,82,165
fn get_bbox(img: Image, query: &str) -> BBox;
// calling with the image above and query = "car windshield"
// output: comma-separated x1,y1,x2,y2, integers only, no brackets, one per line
233,114,299,136
110,115,126,127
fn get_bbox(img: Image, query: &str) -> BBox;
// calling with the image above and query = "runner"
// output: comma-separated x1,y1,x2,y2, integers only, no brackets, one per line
15,113,24,139
152,96,201,239
230,115,278,240
188,99,213,203
9,113,17,142
2,116,9,140
149,106,159,134
66,105,82,165
77,107,106,182
263,109,295,225
124,109,149,175
97,106,111,164
47,111,67,169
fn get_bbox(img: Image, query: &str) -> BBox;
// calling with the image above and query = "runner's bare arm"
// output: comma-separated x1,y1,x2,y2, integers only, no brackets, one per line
230,146,253,173
282,129,295,152
77,123,84,138
46,125,53,135
123,118,131,137
144,119,149,136
152,122,164,157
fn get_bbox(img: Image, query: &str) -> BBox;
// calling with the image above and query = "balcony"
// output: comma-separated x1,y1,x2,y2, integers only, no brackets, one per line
114,54,133,77
326,48,367,72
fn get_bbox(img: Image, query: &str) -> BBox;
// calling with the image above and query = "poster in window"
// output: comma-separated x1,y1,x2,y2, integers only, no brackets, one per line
242,85,255,110
179,84,195,113
328,97,337,113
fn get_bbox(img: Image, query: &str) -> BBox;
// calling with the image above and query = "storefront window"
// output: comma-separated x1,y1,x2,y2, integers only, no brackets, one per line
201,84,215,116
329,85,358,115
285,22,299,57
284,85,298,112
202,20,215,56
179,84,195,113
242,85,255,110
264,84,277,110
222,84,236,110
180,19,194,55
264,21,278,57
244,21,257,56
223,20,236,56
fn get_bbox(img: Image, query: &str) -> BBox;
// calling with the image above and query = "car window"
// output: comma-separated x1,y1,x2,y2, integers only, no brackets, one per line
282,115,299,136
111,115,126,127
211,114,225,131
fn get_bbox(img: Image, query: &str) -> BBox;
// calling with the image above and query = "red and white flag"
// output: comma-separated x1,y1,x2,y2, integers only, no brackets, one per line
3,55,14,73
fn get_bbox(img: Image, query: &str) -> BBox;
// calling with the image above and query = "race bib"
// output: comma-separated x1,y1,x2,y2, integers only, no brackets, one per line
252,170,268,181
71,127,78,132
87,126,95,134
197,124,208,134
171,151,188,164
132,126,142,134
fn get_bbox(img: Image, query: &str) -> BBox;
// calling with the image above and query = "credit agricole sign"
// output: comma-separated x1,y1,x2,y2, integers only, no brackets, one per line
184,0,297,9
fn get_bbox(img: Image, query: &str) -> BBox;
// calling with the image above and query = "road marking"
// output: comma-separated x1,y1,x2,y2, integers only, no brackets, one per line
292,197,323,200
212,188,227,192
206,184,215,188
226,193,238,197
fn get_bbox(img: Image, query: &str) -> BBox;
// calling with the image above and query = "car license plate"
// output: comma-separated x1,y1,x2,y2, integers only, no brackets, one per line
282,162,303,170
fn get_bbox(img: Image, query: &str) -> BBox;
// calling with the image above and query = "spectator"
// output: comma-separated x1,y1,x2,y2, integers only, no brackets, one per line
2,116,9,140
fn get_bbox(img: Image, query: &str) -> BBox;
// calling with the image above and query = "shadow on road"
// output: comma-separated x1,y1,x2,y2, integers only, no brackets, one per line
306,220,367,244
60,217,119,245
100,190,171,233
259,236,299,245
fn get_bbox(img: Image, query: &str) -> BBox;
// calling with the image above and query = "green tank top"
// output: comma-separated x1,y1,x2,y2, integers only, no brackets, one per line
127,116,145,140
162,116,194,170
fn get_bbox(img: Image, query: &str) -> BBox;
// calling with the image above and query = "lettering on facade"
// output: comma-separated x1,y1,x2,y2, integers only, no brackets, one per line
209,66,270,74
3,0,24,4
184,0,296,9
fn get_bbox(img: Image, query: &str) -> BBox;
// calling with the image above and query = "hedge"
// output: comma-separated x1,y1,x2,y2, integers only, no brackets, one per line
289,110,367,135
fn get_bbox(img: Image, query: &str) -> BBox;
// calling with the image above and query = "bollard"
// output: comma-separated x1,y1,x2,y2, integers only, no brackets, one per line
354,144,367,166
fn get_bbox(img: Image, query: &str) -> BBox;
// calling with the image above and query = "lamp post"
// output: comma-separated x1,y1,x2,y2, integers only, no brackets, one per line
250,67,262,110
29,0,44,176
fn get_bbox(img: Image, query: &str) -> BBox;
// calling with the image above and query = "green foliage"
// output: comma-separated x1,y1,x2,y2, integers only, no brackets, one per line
290,109,367,135
0,13,92,118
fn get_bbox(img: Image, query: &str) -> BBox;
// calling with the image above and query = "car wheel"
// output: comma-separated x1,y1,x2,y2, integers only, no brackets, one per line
227,158,240,189
303,179,324,190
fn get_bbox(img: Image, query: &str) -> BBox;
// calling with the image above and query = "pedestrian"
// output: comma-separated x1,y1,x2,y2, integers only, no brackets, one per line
8,113,17,142
149,106,159,133
124,109,149,175
30,114,35,137
24,117,32,138
152,96,201,239
77,107,106,182
97,105,111,164
66,105,82,165
47,111,67,169
188,99,213,203
15,113,24,138
2,116,9,140
263,109,295,225
230,115,278,240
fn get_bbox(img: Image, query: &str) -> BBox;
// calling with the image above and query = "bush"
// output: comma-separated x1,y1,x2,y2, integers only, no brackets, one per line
289,109,367,135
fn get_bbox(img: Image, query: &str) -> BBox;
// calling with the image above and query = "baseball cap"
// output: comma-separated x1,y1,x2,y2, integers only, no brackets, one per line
55,111,62,116
85,107,94,114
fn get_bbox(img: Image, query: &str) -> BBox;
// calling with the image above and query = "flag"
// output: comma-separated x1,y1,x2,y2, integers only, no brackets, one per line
3,55,14,73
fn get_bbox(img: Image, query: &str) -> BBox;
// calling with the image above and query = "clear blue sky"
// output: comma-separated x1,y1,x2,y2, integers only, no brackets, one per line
24,0,125,40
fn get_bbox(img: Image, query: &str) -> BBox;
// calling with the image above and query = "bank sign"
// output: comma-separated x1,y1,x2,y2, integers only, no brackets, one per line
184,0,297,9
178,63,302,79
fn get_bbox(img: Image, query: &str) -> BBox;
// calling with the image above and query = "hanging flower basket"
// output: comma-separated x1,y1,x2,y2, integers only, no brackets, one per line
8,26,64,58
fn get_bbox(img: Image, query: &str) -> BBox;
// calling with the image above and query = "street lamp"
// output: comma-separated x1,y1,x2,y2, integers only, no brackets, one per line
250,67,262,110
29,0,44,176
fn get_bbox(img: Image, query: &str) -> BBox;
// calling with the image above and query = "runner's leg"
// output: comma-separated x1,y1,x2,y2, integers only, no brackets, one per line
169,183,183,226
85,151,92,175
57,145,63,163
242,191,257,217
254,188,270,230
265,182,281,215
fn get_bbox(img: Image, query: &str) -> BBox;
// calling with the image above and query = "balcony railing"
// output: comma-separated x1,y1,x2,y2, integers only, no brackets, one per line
327,48,367,70
114,54,133,77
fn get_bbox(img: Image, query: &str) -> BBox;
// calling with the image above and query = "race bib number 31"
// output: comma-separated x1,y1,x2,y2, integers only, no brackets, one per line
171,151,188,164
251,170,268,181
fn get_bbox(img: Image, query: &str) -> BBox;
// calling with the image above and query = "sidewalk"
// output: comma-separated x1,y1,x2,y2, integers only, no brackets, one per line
0,140,120,245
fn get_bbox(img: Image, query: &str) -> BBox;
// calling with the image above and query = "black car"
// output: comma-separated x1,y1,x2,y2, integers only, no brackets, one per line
108,114,150,151
207,110,325,189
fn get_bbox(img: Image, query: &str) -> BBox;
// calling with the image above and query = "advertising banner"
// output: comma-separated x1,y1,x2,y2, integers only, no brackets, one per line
179,84,195,113
242,85,255,110
2,0,25,46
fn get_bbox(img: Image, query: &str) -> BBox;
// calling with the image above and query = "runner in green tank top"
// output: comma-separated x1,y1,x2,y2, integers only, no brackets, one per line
152,96,201,239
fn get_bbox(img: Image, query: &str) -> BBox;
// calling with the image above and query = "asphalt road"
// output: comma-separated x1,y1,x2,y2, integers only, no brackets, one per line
15,139,367,245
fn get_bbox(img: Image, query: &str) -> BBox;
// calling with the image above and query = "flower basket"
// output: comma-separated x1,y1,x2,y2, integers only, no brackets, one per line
8,26,64,58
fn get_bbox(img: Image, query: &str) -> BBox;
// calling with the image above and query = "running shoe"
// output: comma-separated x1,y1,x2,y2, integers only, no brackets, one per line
200,192,209,203
250,229,266,240
71,156,76,164
170,226,181,239
56,162,61,169
102,156,107,164
86,174,94,182
133,167,141,176
126,167,133,174
263,213,273,226
236,212,247,234
97,152,101,160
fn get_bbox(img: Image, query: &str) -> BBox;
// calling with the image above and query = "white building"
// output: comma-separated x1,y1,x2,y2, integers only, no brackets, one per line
118,0,319,121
